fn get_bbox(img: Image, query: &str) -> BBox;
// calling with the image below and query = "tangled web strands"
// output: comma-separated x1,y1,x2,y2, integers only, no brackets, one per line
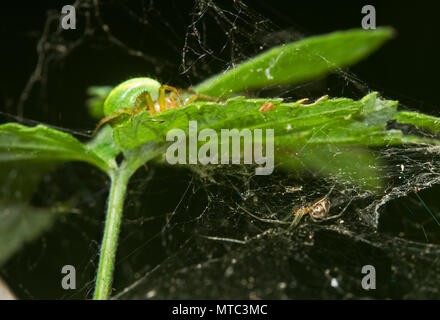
115,140,440,299
4,0,440,299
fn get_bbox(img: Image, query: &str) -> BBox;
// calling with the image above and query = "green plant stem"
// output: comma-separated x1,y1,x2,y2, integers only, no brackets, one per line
93,166,131,300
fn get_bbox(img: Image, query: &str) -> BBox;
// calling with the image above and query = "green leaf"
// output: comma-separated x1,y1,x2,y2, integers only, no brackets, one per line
0,122,120,265
193,28,394,98
359,92,398,126
0,161,64,266
109,92,430,189
86,125,120,166
112,93,410,150
0,201,69,266
0,161,55,202
393,111,440,133
0,123,115,173
278,146,382,190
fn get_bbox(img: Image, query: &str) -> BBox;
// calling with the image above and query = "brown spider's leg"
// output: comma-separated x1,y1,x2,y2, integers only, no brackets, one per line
238,205,290,225
92,109,132,136
287,212,306,231
287,208,309,230
131,91,155,119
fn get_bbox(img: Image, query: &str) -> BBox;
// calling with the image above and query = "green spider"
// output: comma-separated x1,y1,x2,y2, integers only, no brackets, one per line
92,77,220,135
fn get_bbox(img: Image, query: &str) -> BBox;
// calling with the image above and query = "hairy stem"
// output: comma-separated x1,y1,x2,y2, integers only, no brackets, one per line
93,165,131,300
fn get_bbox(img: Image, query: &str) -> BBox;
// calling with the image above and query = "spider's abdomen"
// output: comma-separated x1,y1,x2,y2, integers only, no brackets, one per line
310,198,331,220
103,77,161,116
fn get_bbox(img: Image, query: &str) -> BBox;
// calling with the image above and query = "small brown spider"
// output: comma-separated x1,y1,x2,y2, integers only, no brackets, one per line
294,198,331,221
239,196,351,230
290,197,334,229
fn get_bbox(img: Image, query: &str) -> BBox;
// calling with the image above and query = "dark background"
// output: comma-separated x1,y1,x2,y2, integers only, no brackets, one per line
1,1,440,128
1,0,440,299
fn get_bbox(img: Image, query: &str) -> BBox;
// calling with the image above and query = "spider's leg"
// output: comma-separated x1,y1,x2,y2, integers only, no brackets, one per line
178,88,224,105
239,205,289,225
132,91,155,119
183,94,201,105
287,211,307,231
158,85,184,111
166,92,179,109
92,109,132,136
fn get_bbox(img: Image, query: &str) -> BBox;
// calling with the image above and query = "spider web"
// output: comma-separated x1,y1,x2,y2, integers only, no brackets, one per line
1,0,440,299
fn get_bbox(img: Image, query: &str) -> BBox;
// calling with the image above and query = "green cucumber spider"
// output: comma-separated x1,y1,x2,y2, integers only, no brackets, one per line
92,77,221,135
